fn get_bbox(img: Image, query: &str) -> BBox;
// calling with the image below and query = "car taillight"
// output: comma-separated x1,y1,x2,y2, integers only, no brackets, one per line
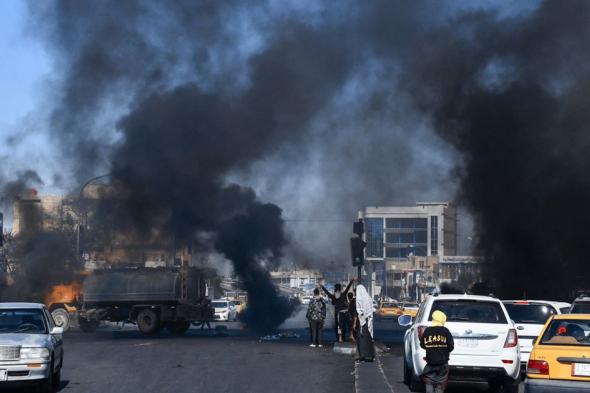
504,328,518,348
418,325,427,339
527,360,549,375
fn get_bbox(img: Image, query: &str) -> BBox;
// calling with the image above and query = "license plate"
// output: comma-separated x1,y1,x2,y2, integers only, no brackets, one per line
573,363,590,377
0,370,7,381
458,338,478,348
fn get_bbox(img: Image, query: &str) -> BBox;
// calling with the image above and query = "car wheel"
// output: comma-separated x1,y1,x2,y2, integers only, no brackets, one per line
408,368,422,392
51,308,70,332
403,357,411,385
52,365,61,389
165,320,191,335
137,309,162,335
503,378,519,393
36,360,54,393
78,318,99,333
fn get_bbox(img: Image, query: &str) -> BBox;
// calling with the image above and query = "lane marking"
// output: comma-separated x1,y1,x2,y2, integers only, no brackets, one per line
376,355,396,393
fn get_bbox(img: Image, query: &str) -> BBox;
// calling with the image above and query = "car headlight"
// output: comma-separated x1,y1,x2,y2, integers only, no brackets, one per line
20,347,50,360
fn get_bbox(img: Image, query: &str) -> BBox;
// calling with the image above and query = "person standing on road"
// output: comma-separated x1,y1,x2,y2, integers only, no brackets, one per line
320,279,354,342
346,291,357,342
355,284,375,362
420,310,454,393
306,288,327,348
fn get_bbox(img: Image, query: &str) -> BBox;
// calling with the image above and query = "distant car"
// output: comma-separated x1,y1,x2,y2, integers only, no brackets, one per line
525,314,590,392
212,300,237,321
400,302,420,318
503,300,571,373
377,301,403,317
399,294,520,392
570,295,590,314
301,296,312,305
0,303,64,392
231,300,246,314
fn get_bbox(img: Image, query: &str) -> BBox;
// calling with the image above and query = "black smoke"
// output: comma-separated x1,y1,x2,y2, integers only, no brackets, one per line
21,0,590,318
396,1,590,299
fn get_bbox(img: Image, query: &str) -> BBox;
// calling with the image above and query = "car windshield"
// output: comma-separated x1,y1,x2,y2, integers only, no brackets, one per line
403,303,419,308
571,302,590,314
212,302,227,308
504,303,557,324
429,300,508,324
540,319,590,346
381,303,397,308
0,309,47,334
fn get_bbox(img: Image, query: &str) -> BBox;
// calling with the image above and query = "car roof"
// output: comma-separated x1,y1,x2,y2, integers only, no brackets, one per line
503,300,571,308
0,302,46,309
429,294,501,302
553,314,590,320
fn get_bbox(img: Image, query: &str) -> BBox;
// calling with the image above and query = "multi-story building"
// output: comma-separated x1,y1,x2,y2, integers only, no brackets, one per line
358,202,458,298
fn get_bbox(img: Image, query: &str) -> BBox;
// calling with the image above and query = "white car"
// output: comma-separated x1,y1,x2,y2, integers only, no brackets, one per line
0,303,64,392
399,294,520,392
570,295,590,314
503,300,571,372
212,300,237,321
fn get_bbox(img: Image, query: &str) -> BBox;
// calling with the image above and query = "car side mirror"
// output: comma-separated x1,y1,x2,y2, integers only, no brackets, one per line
50,327,64,335
398,315,413,327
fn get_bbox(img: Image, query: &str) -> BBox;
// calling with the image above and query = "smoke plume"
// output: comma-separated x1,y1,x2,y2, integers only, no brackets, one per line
16,0,589,320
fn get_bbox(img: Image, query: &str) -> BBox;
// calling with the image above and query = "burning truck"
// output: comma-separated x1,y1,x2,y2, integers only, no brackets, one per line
77,265,214,335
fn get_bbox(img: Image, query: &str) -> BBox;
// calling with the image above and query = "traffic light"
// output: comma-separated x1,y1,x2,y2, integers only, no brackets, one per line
353,219,364,236
350,236,366,266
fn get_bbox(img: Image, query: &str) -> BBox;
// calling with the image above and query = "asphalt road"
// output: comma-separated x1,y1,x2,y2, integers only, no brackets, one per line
0,307,523,393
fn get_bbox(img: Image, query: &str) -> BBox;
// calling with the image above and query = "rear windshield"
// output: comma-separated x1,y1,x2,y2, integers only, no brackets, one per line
381,303,398,308
540,319,590,346
212,302,227,308
0,309,48,334
504,303,557,324
429,300,507,324
571,302,590,314
403,303,419,308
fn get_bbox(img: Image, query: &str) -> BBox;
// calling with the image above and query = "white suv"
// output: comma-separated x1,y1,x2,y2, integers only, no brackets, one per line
503,300,570,373
399,294,520,392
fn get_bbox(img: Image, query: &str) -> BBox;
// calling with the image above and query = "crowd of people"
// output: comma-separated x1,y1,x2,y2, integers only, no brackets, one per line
305,279,375,362
305,280,454,392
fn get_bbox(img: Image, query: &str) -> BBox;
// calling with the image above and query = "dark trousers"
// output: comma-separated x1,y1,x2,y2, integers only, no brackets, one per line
334,310,350,341
356,324,375,361
310,320,323,346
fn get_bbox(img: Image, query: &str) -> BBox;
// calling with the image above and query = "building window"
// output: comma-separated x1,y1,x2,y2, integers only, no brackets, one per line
385,245,427,258
365,218,384,258
386,218,428,229
430,216,438,256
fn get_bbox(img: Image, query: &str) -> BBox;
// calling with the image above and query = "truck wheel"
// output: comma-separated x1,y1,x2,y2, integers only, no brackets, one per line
166,320,191,335
51,308,70,332
78,318,99,333
137,309,161,335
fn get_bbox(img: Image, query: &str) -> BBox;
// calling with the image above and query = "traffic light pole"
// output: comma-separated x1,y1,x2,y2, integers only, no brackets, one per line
357,265,362,284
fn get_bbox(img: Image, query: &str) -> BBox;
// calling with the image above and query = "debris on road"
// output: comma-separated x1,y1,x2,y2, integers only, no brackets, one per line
259,331,301,341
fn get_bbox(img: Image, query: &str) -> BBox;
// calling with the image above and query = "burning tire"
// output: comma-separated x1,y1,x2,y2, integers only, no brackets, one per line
51,308,70,332
165,320,191,335
137,309,162,335
78,318,99,333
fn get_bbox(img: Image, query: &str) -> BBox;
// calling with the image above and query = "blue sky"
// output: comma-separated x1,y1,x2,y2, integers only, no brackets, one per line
0,0,49,131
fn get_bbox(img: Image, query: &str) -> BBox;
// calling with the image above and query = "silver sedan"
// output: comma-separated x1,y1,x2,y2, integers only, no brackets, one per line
0,302,64,392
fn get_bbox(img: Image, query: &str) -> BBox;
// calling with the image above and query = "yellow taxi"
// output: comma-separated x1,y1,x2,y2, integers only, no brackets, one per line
377,301,403,317
525,314,590,392
400,302,419,318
